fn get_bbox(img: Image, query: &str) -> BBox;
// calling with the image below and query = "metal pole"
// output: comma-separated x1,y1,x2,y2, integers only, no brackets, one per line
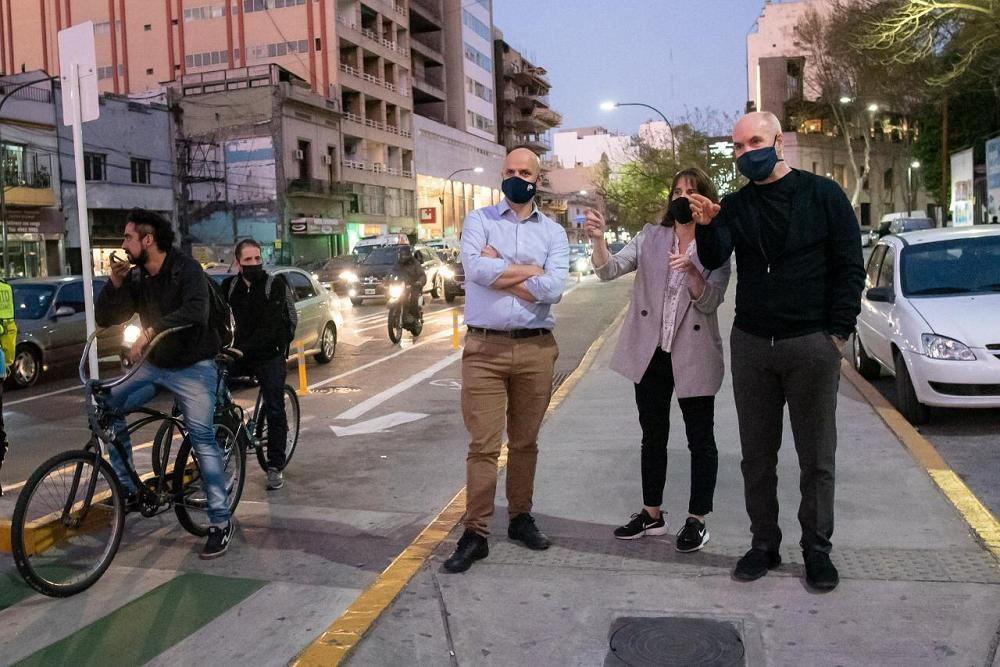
69,63,99,380
616,102,678,162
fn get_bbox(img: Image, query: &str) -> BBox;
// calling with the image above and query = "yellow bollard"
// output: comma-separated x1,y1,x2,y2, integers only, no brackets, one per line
295,340,311,396
452,310,460,350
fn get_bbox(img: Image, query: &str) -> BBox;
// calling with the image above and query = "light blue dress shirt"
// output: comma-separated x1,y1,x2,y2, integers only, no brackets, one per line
461,199,570,330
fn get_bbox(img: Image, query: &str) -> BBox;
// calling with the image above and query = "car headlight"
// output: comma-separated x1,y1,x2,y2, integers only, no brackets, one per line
439,267,455,280
388,283,404,299
574,258,588,272
340,271,358,283
921,334,976,361
123,324,142,345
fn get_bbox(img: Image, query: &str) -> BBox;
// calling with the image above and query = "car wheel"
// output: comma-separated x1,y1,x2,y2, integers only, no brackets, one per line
315,323,337,364
445,288,456,304
852,334,881,380
9,344,41,389
350,297,363,307
893,351,929,425
430,275,441,299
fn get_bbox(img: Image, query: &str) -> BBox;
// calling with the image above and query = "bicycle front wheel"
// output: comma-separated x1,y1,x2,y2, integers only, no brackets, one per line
11,448,126,597
254,385,300,472
173,423,245,537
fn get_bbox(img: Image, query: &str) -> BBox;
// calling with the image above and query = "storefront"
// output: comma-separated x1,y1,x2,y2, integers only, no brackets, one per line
289,217,346,264
0,206,64,278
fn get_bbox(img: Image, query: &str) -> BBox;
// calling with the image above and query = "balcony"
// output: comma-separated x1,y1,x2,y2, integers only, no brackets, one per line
410,0,441,21
412,73,446,102
508,65,550,89
514,92,550,111
338,63,410,100
511,133,551,154
286,178,353,199
2,151,56,206
341,110,413,143
336,16,409,60
409,34,444,66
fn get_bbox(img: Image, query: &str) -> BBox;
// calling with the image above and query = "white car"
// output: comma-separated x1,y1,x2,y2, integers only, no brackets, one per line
853,226,1000,424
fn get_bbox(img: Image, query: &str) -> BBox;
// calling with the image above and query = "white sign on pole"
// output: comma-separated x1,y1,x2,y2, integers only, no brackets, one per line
950,148,975,227
58,22,101,379
986,137,1000,222
58,22,99,126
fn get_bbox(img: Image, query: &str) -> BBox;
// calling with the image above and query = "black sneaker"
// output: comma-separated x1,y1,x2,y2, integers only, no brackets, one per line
613,509,668,540
675,517,710,552
507,513,551,550
200,522,233,560
803,550,839,591
443,530,489,573
733,547,781,581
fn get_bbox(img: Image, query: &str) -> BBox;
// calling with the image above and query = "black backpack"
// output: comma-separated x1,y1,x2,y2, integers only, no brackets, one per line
205,274,235,349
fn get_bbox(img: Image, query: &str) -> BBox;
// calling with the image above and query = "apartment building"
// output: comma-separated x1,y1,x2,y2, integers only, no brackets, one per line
492,36,561,157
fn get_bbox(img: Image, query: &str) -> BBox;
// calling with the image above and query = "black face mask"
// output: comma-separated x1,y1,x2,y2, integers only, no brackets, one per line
241,264,264,281
501,176,537,205
666,197,694,225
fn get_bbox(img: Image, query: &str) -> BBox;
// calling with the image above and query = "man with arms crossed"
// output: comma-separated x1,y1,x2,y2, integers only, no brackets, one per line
690,112,865,590
444,147,570,573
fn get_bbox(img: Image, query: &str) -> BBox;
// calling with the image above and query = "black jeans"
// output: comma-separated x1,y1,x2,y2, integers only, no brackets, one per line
253,354,289,469
730,328,841,554
634,347,718,516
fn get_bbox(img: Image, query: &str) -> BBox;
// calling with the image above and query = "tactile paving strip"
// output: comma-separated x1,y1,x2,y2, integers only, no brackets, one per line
455,538,1000,584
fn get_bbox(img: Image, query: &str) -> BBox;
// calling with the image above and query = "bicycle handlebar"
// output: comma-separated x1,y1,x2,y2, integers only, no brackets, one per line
79,325,192,389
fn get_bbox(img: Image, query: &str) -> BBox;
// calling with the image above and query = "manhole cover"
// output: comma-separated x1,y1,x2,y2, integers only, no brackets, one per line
313,386,362,394
606,617,744,667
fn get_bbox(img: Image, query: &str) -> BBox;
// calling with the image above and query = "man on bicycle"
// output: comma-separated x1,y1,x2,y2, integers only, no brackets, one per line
95,208,233,559
392,245,426,325
221,239,297,491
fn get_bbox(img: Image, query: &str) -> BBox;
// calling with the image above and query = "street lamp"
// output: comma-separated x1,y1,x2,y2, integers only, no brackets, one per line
0,75,58,278
600,100,678,162
907,160,921,214
839,96,852,105
439,166,484,237
867,103,879,113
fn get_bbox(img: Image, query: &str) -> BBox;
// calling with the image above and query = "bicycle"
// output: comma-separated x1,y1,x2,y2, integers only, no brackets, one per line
10,328,246,597
150,357,300,477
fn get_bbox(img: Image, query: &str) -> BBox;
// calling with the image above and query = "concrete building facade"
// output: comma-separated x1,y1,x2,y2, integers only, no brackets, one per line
492,36,560,157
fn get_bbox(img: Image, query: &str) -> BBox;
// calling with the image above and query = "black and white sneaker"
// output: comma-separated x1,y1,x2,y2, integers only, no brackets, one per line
200,521,233,560
613,509,668,540
675,517,710,552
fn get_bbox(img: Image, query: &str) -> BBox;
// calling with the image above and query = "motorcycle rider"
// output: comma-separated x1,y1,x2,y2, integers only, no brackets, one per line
95,208,233,559
392,245,426,326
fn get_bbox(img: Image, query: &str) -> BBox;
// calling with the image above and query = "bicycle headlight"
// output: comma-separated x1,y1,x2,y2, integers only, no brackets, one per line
921,334,976,361
123,324,142,346
388,283,404,299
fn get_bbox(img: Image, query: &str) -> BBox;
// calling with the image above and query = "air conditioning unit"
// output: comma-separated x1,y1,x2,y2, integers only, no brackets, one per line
321,154,333,165
294,149,304,160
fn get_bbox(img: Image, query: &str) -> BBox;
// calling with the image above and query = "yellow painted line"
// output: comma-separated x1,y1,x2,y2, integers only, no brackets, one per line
292,304,628,667
841,360,1000,562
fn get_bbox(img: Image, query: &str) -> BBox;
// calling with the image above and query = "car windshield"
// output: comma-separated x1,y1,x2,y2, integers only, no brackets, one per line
362,246,401,265
353,245,376,260
13,284,56,319
900,236,1000,297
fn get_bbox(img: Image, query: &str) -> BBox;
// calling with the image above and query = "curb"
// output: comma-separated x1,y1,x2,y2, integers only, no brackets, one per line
292,304,630,666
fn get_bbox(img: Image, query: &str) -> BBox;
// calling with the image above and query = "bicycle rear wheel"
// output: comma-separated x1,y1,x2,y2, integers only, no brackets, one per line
173,422,245,537
11,448,125,597
254,385,300,472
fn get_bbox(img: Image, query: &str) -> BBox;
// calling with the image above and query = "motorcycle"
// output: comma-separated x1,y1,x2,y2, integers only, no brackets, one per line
386,275,423,344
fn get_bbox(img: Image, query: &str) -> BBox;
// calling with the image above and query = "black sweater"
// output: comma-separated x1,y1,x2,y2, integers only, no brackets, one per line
96,250,221,368
222,272,297,362
695,169,865,340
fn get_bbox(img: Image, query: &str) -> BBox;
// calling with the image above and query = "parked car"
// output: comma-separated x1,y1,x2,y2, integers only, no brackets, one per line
867,216,934,247
441,258,465,303
302,254,360,294
347,244,445,306
609,241,627,254
209,266,343,364
853,226,1000,424
569,243,593,274
9,276,123,388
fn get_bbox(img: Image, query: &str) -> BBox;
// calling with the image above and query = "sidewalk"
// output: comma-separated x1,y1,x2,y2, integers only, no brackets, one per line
347,322,1000,666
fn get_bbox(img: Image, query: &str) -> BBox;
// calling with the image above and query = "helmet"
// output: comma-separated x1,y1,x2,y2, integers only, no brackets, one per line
397,245,413,262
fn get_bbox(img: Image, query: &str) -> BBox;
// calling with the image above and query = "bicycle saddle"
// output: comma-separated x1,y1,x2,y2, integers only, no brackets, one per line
216,347,244,365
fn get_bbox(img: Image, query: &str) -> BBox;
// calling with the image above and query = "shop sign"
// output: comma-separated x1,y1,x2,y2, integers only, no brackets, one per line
419,207,436,224
3,207,63,235
290,217,343,235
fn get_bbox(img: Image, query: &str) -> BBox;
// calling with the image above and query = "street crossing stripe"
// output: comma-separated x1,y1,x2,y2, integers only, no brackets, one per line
840,360,1000,562
291,302,630,666
15,573,265,666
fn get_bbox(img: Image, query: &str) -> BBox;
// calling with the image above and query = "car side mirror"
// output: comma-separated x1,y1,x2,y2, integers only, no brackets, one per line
53,305,76,318
866,286,893,303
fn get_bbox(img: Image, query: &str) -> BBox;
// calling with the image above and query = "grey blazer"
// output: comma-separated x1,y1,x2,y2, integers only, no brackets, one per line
595,223,732,397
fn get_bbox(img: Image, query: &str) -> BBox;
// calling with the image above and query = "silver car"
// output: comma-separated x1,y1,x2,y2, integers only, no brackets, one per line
209,265,343,363
10,276,123,388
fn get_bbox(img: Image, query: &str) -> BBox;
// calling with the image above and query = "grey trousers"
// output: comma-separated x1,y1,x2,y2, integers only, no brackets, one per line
730,327,842,554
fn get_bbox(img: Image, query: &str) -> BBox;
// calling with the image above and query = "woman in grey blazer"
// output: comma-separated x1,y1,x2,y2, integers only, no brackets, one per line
586,167,732,552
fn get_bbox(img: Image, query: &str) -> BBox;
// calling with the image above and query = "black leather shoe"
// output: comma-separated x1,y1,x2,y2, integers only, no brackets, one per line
443,530,488,573
803,550,839,591
508,513,551,550
733,547,782,581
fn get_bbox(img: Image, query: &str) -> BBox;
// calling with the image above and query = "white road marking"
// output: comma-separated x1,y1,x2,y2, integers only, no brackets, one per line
330,412,428,437
6,385,80,406
335,352,462,420
306,329,452,391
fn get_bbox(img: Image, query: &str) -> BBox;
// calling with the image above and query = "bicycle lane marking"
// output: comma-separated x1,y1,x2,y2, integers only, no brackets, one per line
334,352,462,421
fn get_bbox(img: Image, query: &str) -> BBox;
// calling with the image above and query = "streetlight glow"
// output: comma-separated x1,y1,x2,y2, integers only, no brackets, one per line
473,167,484,173
579,190,588,196
839,96,852,105
867,103,879,112
910,160,920,169
599,101,617,111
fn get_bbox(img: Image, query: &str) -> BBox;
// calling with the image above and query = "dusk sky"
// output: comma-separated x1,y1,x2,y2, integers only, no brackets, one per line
491,0,767,135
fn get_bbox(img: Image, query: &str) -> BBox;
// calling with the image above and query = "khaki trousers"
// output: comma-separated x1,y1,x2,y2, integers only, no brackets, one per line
461,331,558,536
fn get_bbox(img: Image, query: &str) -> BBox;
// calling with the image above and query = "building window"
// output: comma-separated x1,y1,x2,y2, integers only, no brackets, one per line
297,140,311,180
883,168,894,191
185,50,232,68
466,110,494,133
144,24,152,31
92,20,120,36
833,164,846,189
183,5,231,21
146,68,154,75
463,43,492,72
466,77,493,102
244,0,304,12
247,40,309,60
461,9,490,41
84,153,106,182
130,158,151,184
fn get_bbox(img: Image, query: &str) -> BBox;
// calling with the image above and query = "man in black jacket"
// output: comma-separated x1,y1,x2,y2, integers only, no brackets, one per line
392,245,426,325
96,208,233,559
222,239,297,490
690,112,865,591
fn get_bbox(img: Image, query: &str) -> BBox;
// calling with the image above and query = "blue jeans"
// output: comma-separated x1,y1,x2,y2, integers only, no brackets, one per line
106,359,231,525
